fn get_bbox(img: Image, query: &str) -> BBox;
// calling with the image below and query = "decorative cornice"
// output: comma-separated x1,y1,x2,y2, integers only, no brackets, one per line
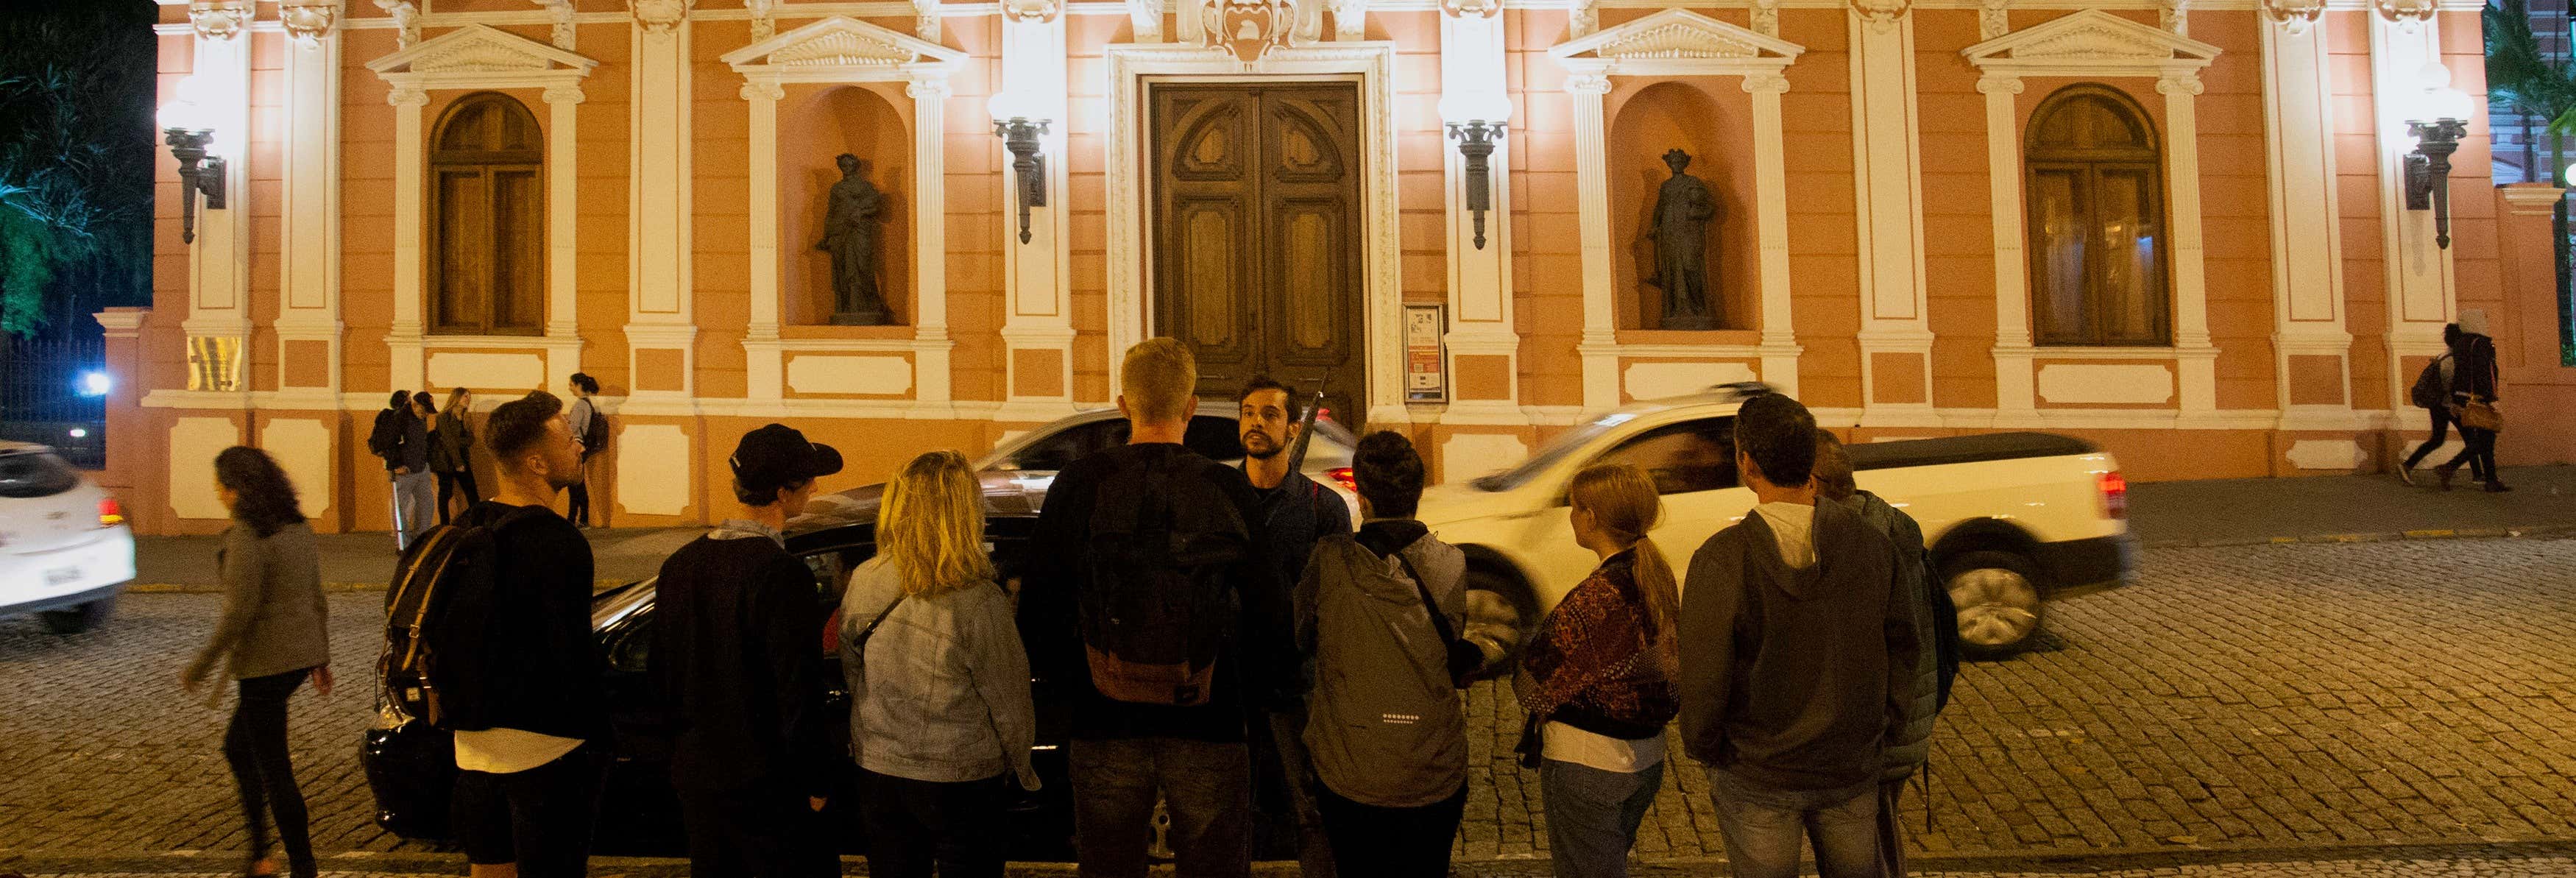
387,85,429,106
2372,0,2436,23
1003,0,1063,21
190,0,252,40
2156,73,2204,94
1443,0,1504,18
1961,8,2221,79
542,84,587,105
2499,184,2568,215
1740,71,1791,93
1850,0,1911,30
629,0,694,33
1563,71,1613,93
740,80,787,101
2261,0,2326,31
721,15,969,74
280,0,342,43
1551,8,1804,67
1975,72,2025,93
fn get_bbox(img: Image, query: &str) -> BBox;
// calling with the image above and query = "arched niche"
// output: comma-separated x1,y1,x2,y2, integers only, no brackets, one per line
777,82,914,328
1607,79,1757,334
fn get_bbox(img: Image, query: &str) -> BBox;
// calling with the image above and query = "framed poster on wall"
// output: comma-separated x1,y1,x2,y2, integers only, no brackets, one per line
1404,302,1447,403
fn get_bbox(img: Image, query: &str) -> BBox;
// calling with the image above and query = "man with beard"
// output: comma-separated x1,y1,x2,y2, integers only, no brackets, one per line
1236,375,1352,877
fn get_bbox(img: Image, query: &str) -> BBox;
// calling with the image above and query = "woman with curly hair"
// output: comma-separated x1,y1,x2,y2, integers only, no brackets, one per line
183,446,332,878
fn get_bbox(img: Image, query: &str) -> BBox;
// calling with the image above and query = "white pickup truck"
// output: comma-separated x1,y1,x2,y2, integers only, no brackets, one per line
1419,384,2137,656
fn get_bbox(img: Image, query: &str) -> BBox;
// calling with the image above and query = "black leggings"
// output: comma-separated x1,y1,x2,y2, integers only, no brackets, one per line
565,458,594,526
2446,425,2500,484
225,670,314,871
435,469,481,525
2403,407,2488,479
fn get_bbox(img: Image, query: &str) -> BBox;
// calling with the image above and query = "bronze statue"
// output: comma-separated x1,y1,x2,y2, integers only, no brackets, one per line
1641,148,1719,330
817,153,889,325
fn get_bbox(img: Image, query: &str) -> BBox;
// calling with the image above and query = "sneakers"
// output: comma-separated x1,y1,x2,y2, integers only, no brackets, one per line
2487,481,2514,493
2396,467,2416,486
2432,462,2460,491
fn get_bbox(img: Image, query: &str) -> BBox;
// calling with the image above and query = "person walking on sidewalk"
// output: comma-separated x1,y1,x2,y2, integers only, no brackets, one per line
2433,310,2508,493
1814,432,1953,878
1296,431,1470,878
1515,463,1683,878
1679,392,1917,878
842,450,1040,878
565,373,602,528
1235,375,1352,878
183,447,333,878
371,390,434,550
652,424,846,878
431,388,481,524
1016,338,1292,878
449,391,609,878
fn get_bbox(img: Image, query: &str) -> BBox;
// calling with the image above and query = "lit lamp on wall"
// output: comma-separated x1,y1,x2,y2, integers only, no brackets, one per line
2402,63,2477,249
158,77,227,245
1439,92,1512,250
988,91,1050,245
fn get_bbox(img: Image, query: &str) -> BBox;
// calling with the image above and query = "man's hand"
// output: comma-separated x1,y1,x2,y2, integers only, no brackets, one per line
312,665,335,697
394,466,412,476
807,797,827,812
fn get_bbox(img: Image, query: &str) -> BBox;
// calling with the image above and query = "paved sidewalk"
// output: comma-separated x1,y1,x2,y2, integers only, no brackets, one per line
2127,465,2576,547
129,525,702,591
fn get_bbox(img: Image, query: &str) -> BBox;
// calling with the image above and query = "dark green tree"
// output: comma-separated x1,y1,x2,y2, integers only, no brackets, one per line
2485,0,2576,364
0,0,155,339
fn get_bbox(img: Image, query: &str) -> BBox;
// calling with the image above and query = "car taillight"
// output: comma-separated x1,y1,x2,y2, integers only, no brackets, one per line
99,496,126,528
2097,471,2127,520
1325,467,1357,494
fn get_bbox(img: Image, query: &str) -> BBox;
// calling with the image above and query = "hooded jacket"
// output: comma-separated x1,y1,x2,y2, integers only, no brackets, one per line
1847,491,1938,784
1296,520,1469,807
1678,498,1915,792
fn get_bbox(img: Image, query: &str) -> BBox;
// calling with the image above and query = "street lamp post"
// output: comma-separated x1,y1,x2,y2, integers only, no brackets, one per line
1439,92,1512,251
988,91,1050,246
2402,63,2477,250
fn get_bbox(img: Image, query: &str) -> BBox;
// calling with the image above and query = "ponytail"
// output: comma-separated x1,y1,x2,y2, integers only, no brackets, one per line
1568,463,1683,678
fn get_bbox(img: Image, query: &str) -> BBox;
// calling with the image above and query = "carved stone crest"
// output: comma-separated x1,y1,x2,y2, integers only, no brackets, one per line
190,0,252,41
2261,0,2326,33
1850,0,1911,32
281,0,342,43
631,0,694,34
373,0,420,48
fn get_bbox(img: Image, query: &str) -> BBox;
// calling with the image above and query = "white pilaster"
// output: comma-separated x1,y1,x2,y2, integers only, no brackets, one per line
1980,74,2036,412
2260,15,2354,423
542,85,584,391
183,6,254,403
1848,3,1934,423
1747,72,1800,397
2159,74,2218,417
2368,11,2458,409
744,81,785,400
1568,73,1618,412
908,74,956,417
1439,7,1523,425
996,14,1078,421
388,86,430,393
275,10,344,403
628,3,697,400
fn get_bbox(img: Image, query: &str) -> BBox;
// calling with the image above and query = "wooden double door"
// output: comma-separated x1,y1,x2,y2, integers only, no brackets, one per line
1151,82,1367,429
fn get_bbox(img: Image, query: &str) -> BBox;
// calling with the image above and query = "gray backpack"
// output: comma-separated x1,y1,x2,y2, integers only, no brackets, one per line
1303,537,1469,804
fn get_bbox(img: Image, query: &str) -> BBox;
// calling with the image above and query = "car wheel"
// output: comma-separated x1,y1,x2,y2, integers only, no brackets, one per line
39,596,115,634
1942,550,2044,658
1464,566,1538,677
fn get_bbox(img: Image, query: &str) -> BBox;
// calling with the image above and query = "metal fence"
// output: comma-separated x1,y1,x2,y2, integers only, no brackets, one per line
0,333,108,469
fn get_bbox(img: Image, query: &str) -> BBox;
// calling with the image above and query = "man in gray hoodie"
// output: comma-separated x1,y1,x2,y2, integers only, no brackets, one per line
1677,393,1919,878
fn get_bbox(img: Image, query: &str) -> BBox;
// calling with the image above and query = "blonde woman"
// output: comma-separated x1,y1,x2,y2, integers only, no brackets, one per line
1513,463,1684,878
841,450,1038,878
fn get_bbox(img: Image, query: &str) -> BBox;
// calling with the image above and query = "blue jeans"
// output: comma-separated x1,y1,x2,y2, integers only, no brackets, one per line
1705,768,1880,878
1540,759,1663,878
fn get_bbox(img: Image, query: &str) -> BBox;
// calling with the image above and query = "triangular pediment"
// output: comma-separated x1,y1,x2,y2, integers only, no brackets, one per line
722,16,966,69
1963,10,2219,72
1550,10,1802,63
367,24,598,77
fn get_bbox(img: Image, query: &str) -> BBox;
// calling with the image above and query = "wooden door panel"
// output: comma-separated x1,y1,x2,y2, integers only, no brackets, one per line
1153,82,1364,425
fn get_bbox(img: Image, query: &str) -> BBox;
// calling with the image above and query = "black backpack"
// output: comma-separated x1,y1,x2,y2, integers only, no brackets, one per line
377,505,542,729
367,409,403,459
1079,451,1250,707
1925,559,1961,712
2410,355,2450,410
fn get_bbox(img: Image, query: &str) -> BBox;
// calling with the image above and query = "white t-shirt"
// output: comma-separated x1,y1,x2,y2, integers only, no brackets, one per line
454,727,583,774
1752,501,1816,569
1543,721,1668,773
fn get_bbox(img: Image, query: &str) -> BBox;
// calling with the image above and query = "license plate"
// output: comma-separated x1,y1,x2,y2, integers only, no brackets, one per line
45,567,80,586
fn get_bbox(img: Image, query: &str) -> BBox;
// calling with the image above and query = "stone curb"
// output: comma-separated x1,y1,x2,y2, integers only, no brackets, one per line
2137,523,2576,549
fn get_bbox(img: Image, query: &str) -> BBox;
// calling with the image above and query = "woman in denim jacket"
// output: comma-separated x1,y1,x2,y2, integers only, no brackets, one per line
840,450,1038,878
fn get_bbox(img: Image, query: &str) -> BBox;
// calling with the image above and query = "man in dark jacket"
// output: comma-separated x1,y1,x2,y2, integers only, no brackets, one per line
1018,339,1292,878
651,424,844,878
2432,309,2507,492
450,392,606,878
1677,393,1916,878
374,391,434,550
1235,375,1352,878
1813,431,1947,878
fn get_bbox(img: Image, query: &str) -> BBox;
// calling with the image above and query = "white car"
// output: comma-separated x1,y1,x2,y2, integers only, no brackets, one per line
0,442,136,634
1419,385,2137,656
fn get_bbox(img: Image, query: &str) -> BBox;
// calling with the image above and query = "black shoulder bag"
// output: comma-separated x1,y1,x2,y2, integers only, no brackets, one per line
1393,553,1481,689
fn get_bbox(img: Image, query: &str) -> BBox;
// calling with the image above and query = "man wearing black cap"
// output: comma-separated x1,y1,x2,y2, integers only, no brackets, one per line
650,424,845,878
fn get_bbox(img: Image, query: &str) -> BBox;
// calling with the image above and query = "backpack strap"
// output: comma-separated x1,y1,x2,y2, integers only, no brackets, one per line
1392,552,1462,656
854,595,907,659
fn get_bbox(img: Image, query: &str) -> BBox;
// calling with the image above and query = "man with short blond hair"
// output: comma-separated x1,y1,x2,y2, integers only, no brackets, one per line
1021,338,1293,878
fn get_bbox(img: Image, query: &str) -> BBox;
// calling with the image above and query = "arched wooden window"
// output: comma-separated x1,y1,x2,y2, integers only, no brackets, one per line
2026,85,2170,347
429,93,543,336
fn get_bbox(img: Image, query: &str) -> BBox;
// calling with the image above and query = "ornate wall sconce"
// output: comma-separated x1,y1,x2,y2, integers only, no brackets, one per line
158,77,227,245
988,93,1050,245
1440,93,1512,250
2402,65,2475,249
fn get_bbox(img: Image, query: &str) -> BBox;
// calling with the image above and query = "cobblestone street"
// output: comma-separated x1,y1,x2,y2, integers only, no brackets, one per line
7,537,2576,874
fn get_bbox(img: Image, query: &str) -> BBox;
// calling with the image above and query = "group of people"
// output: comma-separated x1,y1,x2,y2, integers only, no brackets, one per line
369,374,603,550
2396,311,2508,492
182,336,1948,878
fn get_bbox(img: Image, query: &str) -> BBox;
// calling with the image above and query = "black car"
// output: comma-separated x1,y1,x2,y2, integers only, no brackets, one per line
361,447,1311,860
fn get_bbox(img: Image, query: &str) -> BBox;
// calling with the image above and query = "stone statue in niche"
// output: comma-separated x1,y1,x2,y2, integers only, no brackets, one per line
1641,148,1719,330
817,153,889,325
